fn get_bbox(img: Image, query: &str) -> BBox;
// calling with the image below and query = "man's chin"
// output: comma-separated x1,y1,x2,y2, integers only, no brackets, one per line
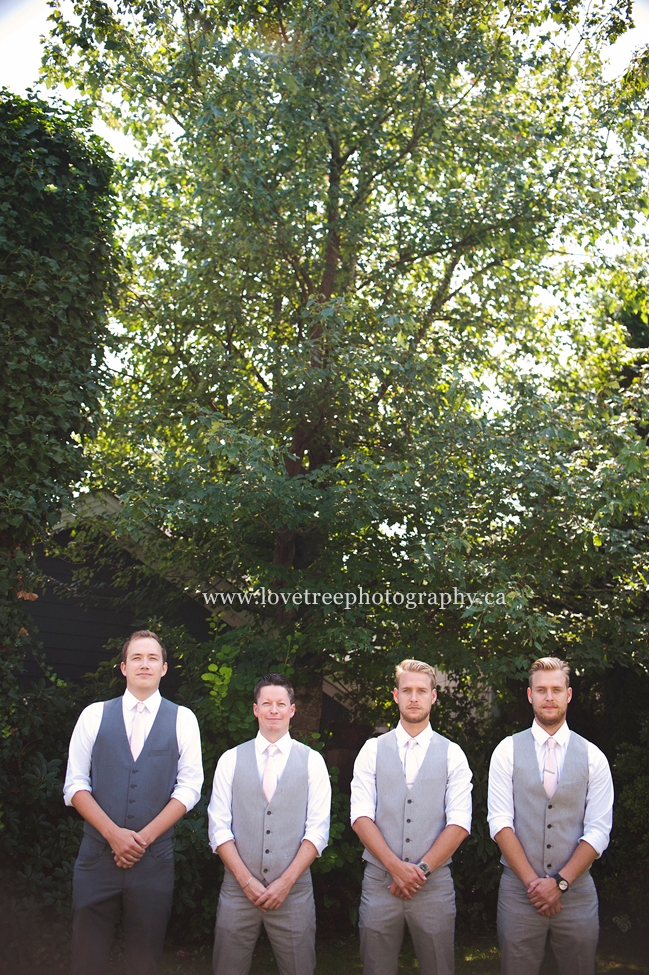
535,710,564,728
400,711,430,726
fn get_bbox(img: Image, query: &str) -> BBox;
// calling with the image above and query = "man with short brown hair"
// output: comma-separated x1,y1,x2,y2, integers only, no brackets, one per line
207,673,331,975
488,656,614,975
351,659,473,975
64,630,203,975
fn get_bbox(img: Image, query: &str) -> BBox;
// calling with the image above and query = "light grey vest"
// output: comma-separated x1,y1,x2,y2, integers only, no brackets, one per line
363,729,450,868
231,738,311,885
85,696,179,847
510,728,589,877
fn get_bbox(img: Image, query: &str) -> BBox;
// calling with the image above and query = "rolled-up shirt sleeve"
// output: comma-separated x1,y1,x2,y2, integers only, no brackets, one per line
207,747,238,852
63,703,104,807
446,742,473,834
350,737,379,825
303,750,331,856
580,744,614,856
171,705,203,814
487,736,515,840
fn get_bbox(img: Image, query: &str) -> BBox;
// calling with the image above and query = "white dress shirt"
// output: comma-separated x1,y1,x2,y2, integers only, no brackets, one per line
207,730,331,856
350,721,473,833
487,719,613,856
63,689,204,813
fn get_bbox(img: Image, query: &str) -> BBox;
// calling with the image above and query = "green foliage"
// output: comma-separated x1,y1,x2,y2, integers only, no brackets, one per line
35,1,649,713
0,91,119,731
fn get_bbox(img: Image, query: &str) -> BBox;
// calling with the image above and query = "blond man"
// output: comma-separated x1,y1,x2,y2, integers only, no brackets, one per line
350,660,473,975
488,657,614,975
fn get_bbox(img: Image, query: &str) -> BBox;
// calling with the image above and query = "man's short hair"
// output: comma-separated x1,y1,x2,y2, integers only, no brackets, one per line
121,629,167,664
528,657,570,688
395,659,436,690
253,673,295,704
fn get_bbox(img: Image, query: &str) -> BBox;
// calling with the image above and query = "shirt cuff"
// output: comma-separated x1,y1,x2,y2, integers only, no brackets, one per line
579,829,607,858
488,817,514,841
446,814,472,834
302,830,327,857
350,805,376,827
171,787,199,814
64,784,91,807
210,828,235,853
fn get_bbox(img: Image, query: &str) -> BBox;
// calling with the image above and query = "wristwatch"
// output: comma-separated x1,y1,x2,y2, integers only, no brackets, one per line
416,861,431,877
555,873,570,893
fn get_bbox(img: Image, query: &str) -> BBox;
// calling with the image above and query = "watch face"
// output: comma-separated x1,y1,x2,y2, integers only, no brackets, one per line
557,878,569,891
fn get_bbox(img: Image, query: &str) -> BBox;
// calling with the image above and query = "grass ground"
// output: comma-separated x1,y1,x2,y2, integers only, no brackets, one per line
106,929,648,975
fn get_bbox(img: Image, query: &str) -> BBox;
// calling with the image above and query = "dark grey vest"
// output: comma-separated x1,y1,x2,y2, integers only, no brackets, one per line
85,696,180,846
230,738,311,885
363,728,450,868
511,728,589,877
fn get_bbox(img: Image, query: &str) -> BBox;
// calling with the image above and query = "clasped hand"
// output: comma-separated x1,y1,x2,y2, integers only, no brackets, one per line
527,876,563,916
388,862,427,900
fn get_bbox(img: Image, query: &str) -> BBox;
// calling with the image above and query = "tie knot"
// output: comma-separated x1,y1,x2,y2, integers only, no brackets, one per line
267,744,278,757
136,701,146,714
407,738,418,749
547,737,557,750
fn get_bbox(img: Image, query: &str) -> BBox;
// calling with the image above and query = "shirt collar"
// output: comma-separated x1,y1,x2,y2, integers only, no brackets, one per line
395,721,433,748
532,718,570,748
256,730,291,754
123,688,161,713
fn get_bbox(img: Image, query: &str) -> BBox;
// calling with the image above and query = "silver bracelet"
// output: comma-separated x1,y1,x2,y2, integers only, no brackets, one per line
241,876,254,891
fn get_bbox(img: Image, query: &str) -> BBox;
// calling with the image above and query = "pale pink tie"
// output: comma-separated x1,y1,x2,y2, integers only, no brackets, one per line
405,738,419,789
130,701,146,761
262,744,278,802
543,737,558,798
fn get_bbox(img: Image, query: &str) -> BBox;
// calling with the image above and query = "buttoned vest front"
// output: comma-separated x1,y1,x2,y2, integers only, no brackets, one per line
363,729,450,868
231,738,311,885
510,728,589,877
85,696,179,845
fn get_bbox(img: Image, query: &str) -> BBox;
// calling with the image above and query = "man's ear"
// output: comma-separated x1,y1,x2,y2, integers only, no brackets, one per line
527,687,533,704
161,661,167,677
393,687,399,704
120,661,127,677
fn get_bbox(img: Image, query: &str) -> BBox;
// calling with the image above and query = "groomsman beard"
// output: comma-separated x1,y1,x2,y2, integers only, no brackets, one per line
397,699,433,729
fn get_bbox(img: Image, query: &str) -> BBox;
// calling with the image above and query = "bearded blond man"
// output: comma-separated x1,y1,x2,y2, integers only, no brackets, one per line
350,660,472,975
488,657,613,975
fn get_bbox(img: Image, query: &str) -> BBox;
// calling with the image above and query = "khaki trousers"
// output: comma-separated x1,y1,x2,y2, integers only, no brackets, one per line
497,867,599,975
359,862,456,975
212,878,316,975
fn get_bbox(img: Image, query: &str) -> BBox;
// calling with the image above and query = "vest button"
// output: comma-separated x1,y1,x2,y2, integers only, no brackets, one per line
263,868,269,873
547,824,552,828
547,804,552,808
265,849,270,854
130,784,137,789
406,819,411,823
547,864,552,869
405,838,411,843
407,799,413,804
266,830,271,834
404,858,410,862
547,844,552,849
267,811,272,815
127,815,134,820
129,800,135,804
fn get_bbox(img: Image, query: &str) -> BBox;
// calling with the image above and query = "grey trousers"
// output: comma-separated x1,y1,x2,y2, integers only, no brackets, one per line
212,878,316,975
71,833,174,975
497,867,599,975
359,862,456,975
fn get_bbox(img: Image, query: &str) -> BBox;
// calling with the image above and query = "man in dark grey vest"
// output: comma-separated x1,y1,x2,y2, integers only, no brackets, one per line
351,659,473,975
63,630,203,975
488,656,614,975
207,673,331,975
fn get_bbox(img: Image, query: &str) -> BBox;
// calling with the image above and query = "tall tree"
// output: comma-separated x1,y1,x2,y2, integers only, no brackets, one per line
42,0,649,724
